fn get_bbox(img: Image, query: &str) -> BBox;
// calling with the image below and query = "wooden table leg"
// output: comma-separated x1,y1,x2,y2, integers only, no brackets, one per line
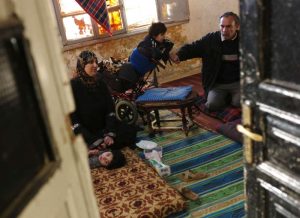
187,105,194,124
146,111,154,135
180,107,188,136
138,110,147,125
154,109,160,128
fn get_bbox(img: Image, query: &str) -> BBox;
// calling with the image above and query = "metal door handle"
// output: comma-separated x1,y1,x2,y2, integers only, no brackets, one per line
237,124,263,142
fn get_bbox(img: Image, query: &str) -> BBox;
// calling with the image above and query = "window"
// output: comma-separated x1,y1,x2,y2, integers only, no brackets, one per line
52,0,189,47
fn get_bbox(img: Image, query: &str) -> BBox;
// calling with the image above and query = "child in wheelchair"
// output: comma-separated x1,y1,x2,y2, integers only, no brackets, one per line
99,22,174,94
98,22,174,125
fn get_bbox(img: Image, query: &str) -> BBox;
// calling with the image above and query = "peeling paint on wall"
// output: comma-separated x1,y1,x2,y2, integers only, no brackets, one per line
63,25,200,83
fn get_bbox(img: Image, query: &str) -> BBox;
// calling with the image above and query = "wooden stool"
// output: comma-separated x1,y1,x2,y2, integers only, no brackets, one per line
136,91,198,136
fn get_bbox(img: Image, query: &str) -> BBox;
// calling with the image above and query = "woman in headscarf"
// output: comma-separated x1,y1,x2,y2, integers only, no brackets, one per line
70,50,136,169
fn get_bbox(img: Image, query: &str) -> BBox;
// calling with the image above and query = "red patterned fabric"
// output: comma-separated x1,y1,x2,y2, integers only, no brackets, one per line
161,74,242,142
216,118,242,143
91,147,186,218
195,95,241,123
75,0,111,35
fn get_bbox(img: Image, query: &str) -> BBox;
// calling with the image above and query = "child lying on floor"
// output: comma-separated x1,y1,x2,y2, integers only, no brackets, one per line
88,149,126,170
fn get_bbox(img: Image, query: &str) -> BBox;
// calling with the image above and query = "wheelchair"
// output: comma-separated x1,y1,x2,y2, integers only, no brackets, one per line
99,47,172,125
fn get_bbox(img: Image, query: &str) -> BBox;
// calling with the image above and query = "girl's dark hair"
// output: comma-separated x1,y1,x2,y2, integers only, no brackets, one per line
148,22,167,37
106,149,126,170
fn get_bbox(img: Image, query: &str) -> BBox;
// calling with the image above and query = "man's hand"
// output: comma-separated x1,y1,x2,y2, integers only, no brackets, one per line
170,52,180,64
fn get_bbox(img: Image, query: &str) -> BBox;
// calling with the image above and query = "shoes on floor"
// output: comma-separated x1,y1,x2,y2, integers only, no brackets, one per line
180,187,199,201
179,170,208,182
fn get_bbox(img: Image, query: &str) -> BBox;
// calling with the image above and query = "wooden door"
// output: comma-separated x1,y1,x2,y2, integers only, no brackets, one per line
0,1,99,217
239,0,300,217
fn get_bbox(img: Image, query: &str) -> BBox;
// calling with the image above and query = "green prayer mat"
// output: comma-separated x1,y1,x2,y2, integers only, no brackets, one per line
137,112,245,218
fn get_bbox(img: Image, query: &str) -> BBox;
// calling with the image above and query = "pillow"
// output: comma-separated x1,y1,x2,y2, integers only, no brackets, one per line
136,86,192,102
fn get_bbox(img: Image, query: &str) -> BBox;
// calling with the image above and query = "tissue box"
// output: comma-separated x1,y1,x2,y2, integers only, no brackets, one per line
149,159,171,177
144,146,162,160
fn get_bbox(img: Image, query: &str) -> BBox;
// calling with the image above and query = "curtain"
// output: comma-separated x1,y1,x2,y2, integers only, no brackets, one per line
75,0,112,35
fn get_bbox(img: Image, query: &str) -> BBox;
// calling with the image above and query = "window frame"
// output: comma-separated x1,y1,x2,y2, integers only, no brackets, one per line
52,0,127,44
52,0,189,50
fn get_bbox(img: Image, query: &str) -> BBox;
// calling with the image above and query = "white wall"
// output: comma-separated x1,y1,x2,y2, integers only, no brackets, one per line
184,0,239,43
0,0,99,217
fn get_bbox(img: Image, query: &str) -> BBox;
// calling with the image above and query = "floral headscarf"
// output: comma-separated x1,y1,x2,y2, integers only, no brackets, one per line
76,50,99,91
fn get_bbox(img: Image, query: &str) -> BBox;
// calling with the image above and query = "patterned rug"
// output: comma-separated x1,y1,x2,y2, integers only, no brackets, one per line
90,147,186,218
137,118,245,218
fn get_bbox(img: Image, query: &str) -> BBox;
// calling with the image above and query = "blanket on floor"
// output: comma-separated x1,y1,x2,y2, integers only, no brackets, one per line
90,147,186,218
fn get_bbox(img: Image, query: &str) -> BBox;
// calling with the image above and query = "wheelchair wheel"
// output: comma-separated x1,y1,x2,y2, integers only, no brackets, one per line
115,100,138,125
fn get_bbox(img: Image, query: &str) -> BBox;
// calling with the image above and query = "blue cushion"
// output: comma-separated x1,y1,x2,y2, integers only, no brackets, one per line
136,86,192,102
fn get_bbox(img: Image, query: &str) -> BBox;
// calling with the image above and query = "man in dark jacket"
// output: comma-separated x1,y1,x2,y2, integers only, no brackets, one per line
171,12,240,111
